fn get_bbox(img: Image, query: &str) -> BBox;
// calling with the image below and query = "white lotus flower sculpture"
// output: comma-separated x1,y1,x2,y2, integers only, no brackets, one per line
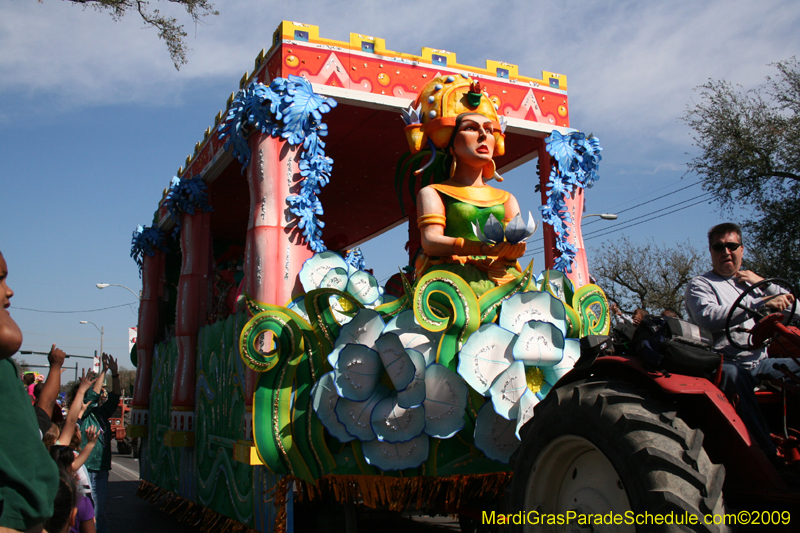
472,212,538,245
312,307,466,471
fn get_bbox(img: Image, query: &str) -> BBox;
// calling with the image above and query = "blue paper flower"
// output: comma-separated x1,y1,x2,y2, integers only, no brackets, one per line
541,131,603,273
130,225,168,275
163,174,214,237
217,77,337,253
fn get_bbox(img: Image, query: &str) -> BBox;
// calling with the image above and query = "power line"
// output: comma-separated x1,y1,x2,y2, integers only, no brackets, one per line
12,302,137,314
582,197,715,242
522,191,713,257
527,196,713,255
582,192,713,239
584,181,702,227
22,332,129,340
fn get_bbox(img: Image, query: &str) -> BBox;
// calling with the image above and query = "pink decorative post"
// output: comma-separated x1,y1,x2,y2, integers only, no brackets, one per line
562,188,590,288
538,139,590,289
237,132,313,458
538,143,558,271
167,210,212,445
129,251,165,436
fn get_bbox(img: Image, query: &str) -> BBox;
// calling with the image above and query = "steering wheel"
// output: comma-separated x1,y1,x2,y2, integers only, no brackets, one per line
725,278,797,351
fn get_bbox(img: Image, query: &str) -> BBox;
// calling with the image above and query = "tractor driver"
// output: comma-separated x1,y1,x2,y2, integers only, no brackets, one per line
684,222,798,458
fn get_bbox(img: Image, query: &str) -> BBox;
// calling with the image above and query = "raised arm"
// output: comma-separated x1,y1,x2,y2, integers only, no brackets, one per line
106,354,121,396
94,355,109,395
58,370,93,446
72,426,98,471
35,344,65,417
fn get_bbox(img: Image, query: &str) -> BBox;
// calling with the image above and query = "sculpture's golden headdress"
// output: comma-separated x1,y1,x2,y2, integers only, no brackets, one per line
403,75,505,158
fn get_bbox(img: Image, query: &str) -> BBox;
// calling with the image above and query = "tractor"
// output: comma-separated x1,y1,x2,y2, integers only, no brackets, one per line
511,278,800,532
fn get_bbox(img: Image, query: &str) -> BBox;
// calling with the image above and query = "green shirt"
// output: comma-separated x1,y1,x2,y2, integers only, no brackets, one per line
80,389,121,471
0,358,59,530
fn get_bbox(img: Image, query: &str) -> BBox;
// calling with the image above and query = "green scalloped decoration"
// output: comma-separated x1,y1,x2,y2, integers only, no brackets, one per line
573,284,611,336
477,261,535,324
413,270,480,372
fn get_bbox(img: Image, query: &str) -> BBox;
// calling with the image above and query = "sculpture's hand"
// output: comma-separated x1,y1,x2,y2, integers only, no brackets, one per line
484,242,526,259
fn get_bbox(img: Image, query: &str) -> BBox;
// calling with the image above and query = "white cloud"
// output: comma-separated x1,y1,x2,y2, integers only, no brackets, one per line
3,0,799,164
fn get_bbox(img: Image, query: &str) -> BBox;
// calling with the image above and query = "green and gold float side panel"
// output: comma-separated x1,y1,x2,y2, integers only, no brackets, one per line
145,338,181,493
194,312,260,527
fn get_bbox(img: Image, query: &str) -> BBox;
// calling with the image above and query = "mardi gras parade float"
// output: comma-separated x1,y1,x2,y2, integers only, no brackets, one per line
126,20,611,532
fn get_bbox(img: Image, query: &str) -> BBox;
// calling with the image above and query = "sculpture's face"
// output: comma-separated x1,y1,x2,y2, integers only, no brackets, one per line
452,114,495,168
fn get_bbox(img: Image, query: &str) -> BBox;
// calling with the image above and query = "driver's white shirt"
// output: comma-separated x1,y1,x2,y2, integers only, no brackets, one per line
684,270,780,368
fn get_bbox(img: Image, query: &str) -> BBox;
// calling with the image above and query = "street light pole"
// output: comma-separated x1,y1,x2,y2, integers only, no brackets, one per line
96,283,141,300
80,320,104,359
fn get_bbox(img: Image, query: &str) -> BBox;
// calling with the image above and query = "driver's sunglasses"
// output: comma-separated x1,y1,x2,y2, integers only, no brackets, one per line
711,242,742,252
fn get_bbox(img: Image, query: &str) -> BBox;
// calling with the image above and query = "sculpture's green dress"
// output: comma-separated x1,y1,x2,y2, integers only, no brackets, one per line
417,180,521,298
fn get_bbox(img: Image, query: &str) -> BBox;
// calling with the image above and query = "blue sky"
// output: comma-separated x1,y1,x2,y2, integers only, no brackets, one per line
2,0,799,376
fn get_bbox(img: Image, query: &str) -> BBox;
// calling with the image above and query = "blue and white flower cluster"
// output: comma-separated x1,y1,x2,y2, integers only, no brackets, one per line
297,252,468,471
217,75,337,252
540,131,603,273
298,252,582,468
457,288,580,463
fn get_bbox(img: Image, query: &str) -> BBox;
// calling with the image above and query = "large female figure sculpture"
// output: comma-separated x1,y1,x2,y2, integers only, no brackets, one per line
407,76,529,296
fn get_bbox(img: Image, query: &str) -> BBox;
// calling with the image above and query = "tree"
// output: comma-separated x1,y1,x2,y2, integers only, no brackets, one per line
117,367,136,397
683,58,800,285
65,0,218,69
591,237,704,318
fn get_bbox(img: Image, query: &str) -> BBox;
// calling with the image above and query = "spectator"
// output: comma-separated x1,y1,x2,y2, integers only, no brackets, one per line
48,446,97,533
609,303,648,326
0,251,59,532
661,308,679,318
43,469,79,533
60,371,94,447
79,353,121,533
22,371,36,400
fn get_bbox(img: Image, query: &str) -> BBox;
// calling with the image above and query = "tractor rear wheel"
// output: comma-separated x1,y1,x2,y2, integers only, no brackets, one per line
511,378,728,532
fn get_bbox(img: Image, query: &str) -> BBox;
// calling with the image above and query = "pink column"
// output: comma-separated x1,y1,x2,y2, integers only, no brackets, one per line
129,252,165,434
169,210,212,437
538,142,558,270
537,139,589,289
563,188,590,288
241,133,314,440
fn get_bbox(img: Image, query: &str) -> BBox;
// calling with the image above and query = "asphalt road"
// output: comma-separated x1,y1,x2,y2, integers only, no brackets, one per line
106,445,461,533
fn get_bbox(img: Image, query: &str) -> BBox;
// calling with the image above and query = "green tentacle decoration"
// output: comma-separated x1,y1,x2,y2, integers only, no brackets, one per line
239,307,289,373
304,288,361,355
245,292,270,317
399,269,416,300
573,284,611,336
292,344,337,477
413,270,480,371
477,262,535,324
250,308,317,483
563,303,583,339
541,270,575,306
375,293,409,319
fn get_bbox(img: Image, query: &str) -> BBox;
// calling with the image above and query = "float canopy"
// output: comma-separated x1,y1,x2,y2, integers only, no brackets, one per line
165,21,572,251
